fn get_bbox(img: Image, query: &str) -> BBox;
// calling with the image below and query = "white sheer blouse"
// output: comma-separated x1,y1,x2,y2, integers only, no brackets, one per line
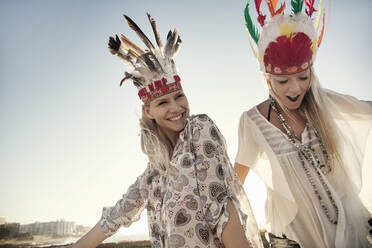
236,89,372,248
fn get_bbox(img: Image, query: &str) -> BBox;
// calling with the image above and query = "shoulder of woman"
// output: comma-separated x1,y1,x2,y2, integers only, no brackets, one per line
237,101,267,123
256,100,270,117
186,114,216,127
184,114,225,142
322,88,362,103
322,88,372,113
187,114,213,122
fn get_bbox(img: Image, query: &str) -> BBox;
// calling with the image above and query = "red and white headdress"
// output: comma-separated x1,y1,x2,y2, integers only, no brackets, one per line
108,13,182,103
244,0,326,75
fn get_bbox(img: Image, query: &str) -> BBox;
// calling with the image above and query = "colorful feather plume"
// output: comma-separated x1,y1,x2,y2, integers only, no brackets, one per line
266,0,286,17
276,3,286,16
315,0,323,31
291,0,304,14
317,9,325,47
254,0,266,26
244,0,260,44
305,0,316,17
266,0,276,16
243,0,326,75
247,33,258,58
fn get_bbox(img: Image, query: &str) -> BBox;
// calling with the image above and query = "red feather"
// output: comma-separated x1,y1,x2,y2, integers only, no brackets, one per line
275,2,286,16
254,0,263,13
305,0,317,17
317,10,325,47
258,14,266,26
263,32,313,69
254,0,266,26
265,0,276,17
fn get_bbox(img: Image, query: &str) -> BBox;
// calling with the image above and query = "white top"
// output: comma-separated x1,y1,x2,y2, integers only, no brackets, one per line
235,89,372,248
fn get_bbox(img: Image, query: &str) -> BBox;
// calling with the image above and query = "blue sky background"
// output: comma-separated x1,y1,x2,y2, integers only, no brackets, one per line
1,0,371,239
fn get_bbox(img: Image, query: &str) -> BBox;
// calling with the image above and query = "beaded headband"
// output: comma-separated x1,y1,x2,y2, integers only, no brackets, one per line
244,0,326,75
108,13,182,103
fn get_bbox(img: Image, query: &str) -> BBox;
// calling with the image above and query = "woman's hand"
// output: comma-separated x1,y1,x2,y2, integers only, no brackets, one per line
221,199,253,248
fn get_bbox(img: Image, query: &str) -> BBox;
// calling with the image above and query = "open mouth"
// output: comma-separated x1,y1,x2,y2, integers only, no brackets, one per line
287,95,300,102
167,112,185,121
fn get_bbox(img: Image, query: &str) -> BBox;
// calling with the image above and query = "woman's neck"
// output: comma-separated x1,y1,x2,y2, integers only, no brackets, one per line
159,127,180,148
167,133,179,147
269,98,307,139
277,104,304,123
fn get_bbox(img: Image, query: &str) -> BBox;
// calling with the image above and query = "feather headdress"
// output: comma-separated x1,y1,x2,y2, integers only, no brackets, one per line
108,13,182,103
244,0,326,75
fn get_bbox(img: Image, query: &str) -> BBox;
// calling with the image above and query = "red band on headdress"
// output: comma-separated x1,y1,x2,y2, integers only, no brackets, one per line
154,80,162,89
138,75,182,103
173,75,181,82
138,88,146,98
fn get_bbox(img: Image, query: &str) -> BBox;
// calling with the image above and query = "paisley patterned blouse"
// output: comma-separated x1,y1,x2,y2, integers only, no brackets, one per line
100,114,261,248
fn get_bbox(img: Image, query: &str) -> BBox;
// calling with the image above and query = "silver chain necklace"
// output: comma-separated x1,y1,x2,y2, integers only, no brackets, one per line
269,96,338,224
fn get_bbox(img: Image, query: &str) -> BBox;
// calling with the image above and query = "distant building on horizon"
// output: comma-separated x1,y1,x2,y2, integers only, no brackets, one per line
0,219,90,239
0,222,20,239
19,220,76,236
19,219,80,236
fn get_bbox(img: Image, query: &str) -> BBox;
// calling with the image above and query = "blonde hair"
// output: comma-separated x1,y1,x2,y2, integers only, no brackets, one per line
139,107,173,172
266,68,341,168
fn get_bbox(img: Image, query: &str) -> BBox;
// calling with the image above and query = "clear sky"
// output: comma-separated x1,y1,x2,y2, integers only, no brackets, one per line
1,0,371,240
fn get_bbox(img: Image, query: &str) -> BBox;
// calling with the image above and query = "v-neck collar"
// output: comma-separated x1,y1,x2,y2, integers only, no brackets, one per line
254,106,308,144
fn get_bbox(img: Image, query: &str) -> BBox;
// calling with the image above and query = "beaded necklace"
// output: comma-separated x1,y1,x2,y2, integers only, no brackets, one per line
269,96,338,224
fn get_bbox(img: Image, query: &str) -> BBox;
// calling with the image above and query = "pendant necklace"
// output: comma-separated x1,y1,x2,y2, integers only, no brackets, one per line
269,96,338,224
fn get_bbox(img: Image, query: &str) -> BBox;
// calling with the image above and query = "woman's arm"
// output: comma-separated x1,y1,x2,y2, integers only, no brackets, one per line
72,166,151,247
71,222,107,248
234,162,250,184
221,199,252,248
235,112,259,185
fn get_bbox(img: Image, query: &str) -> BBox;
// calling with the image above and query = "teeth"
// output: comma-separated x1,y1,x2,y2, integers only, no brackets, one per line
169,114,182,121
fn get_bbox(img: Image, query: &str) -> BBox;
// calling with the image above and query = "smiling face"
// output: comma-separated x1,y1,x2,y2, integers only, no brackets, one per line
268,69,311,110
144,90,190,140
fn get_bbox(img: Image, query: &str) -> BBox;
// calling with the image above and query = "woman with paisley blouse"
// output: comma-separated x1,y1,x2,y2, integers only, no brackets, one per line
72,13,262,248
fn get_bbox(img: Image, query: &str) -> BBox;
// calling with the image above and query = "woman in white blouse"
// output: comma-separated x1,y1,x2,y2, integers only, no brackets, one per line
234,1,372,247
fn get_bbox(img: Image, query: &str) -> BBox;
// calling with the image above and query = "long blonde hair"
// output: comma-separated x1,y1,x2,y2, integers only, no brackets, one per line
139,107,173,172
266,68,341,168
